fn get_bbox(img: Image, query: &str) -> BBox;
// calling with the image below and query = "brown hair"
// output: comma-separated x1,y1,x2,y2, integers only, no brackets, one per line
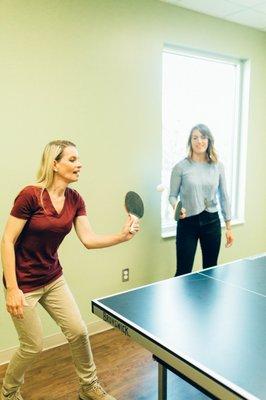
187,124,218,163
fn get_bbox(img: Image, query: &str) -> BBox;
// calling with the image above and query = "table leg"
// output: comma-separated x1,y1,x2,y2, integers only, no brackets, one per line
158,362,167,400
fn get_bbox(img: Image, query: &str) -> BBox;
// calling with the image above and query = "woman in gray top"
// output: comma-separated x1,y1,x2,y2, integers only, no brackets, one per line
169,124,234,276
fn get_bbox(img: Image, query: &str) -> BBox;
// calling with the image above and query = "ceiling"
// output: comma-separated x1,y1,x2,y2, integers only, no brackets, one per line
160,0,266,31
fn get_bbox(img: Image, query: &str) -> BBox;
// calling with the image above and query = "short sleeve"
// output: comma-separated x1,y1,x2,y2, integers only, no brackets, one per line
75,193,87,217
10,187,37,220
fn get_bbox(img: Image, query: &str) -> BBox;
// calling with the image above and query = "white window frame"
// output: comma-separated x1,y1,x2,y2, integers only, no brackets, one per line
161,45,250,238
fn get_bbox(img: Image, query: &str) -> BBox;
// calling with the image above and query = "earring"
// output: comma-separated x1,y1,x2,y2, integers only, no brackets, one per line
54,169,58,172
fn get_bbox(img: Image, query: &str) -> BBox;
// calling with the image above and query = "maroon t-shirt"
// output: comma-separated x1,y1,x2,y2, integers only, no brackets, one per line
6,185,86,293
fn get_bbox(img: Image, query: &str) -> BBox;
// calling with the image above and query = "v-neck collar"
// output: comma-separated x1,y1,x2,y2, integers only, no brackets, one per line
44,188,68,217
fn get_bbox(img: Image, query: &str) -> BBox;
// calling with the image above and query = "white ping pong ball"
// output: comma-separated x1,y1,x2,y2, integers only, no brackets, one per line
156,184,165,192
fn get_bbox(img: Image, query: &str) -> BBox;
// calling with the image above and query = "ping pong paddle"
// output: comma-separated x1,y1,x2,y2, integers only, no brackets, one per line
174,200,182,221
125,191,144,233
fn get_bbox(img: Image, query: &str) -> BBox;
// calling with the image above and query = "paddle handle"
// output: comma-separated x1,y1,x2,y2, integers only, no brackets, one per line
129,214,139,234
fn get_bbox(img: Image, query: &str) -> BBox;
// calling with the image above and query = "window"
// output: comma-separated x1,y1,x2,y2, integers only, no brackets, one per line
161,46,249,238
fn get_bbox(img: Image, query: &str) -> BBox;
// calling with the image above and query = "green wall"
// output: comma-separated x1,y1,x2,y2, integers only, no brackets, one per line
1,0,265,351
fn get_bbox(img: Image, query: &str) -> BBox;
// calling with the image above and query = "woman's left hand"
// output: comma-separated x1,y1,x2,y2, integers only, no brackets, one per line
122,214,140,241
225,229,234,248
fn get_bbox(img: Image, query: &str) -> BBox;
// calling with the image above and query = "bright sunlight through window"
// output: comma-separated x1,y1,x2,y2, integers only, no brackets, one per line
161,46,249,238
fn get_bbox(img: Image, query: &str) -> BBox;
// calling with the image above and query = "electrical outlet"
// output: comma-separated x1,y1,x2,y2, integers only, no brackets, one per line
122,268,129,282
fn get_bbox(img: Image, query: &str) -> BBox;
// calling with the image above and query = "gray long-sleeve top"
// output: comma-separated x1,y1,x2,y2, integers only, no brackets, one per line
169,158,231,221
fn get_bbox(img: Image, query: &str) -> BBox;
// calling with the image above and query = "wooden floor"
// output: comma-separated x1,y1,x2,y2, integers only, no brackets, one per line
0,329,157,400
0,329,210,399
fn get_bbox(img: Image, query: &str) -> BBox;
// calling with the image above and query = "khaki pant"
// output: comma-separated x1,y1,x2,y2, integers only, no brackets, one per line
3,276,97,394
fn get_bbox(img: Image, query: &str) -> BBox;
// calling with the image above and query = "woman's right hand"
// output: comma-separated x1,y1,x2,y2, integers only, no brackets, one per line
179,207,187,219
6,287,26,319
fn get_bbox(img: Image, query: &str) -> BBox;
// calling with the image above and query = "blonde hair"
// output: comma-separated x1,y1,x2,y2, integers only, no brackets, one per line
187,124,218,163
36,140,76,189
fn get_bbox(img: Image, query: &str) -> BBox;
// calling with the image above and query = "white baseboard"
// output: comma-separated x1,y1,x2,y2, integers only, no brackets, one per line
0,320,112,366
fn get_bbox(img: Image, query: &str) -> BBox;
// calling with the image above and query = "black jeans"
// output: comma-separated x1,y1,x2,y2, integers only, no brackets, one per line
175,211,221,277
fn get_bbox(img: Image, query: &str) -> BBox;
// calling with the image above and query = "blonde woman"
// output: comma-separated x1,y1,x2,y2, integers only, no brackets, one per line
1,140,139,400
169,124,234,277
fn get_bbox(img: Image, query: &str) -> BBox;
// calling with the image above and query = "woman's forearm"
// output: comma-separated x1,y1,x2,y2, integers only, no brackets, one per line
169,195,177,209
75,214,139,249
84,232,126,249
225,220,232,230
1,238,18,289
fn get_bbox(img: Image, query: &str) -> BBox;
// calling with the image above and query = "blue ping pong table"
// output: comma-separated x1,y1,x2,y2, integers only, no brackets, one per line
92,254,266,400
